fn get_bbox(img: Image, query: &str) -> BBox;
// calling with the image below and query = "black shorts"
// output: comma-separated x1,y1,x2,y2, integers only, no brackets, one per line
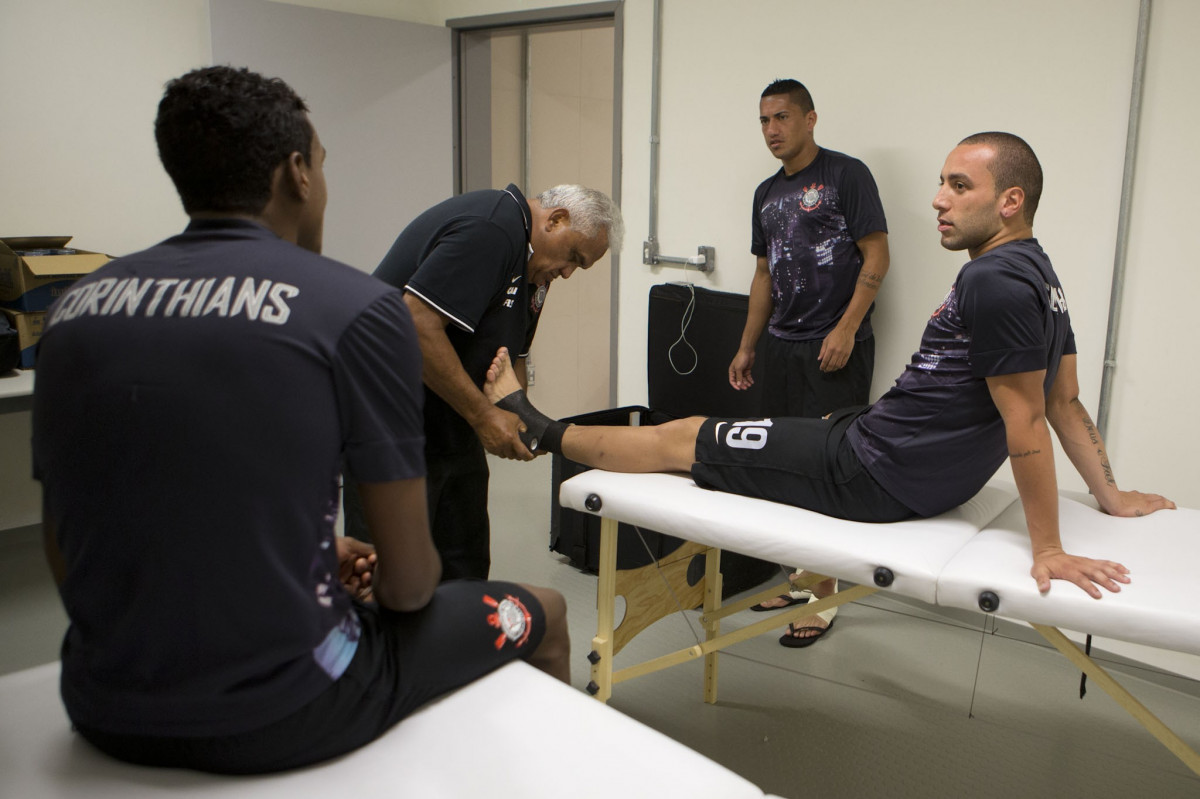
692,407,914,523
763,334,874,417
76,580,545,774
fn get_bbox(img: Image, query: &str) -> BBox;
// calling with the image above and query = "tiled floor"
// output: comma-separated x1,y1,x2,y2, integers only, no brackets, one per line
3,455,1198,798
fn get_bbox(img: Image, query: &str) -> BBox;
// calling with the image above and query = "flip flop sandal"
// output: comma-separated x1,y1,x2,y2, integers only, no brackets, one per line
778,580,838,648
749,590,813,612
779,615,837,648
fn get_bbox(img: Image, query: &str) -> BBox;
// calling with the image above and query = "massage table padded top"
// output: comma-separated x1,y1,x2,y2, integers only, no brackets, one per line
0,660,778,798
937,493,1200,656
559,470,1018,605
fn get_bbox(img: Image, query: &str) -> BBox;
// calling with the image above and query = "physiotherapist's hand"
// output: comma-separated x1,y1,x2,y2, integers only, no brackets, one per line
729,349,755,390
1030,547,1130,599
818,327,855,373
476,406,536,461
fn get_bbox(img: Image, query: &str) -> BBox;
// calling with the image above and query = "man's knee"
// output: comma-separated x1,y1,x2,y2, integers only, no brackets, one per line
525,585,567,631
655,416,706,466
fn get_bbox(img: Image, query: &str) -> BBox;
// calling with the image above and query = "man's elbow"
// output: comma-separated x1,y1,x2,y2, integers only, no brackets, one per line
374,579,438,613
377,588,436,613
1045,393,1081,430
372,554,442,612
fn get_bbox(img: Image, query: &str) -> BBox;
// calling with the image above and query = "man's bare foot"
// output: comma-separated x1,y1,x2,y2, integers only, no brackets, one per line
485,347,568,454
485,346,524,404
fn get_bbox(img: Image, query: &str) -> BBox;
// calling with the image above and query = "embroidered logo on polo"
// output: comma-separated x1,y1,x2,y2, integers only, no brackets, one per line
503,277,521,310
799,183,824,212
501,281,546,314
531,283,547,314
483,593,533,650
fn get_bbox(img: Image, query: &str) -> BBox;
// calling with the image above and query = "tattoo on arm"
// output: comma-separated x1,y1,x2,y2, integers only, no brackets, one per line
1072,399,1115,485
857,271,884,290
1009,448,1042,459
1074,399,1100,445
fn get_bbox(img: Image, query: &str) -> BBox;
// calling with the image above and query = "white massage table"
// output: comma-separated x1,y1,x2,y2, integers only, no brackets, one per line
0,659,781,798
558,470,1200,777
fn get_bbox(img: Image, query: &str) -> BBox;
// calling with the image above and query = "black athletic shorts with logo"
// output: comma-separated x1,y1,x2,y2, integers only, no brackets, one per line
692,407,915,523
77,580,546,774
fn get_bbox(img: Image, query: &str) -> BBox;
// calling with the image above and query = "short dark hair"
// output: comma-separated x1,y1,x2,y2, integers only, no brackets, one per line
155,65,313,215
761,79,814,114
959,131,1043,224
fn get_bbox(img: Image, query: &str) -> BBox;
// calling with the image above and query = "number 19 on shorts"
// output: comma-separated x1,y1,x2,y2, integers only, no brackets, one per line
717,419,773,450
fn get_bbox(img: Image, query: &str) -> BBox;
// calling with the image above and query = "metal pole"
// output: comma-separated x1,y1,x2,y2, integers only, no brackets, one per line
647,0,663,247
1097,0,1152,438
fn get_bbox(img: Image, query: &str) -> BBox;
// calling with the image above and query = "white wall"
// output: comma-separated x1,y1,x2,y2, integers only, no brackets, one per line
3,0,1198,530
1107,0,1200,503
1,0,210,255
209,0,453,274
0,0,211,529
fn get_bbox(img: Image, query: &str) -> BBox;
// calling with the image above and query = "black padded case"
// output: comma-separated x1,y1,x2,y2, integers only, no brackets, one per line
549,283,777,596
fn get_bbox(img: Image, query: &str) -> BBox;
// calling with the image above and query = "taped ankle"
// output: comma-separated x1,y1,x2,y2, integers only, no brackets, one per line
496,390,567,453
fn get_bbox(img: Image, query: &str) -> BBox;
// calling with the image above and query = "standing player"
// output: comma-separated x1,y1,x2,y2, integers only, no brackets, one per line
731,79,890,642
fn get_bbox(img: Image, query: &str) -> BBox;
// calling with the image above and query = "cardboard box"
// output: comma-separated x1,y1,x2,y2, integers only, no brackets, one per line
1,309,44,369
0,236,109,312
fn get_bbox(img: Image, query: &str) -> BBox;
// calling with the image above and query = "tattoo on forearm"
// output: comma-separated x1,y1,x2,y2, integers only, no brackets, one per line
1009,449,1042,459
1074,400,1100,445
857,271,884,290
1072,399,1115,484
1070,398,1115,484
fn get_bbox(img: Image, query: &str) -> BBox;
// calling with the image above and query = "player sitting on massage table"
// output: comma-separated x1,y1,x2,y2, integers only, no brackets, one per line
485,131,1175,648
33,65,570,775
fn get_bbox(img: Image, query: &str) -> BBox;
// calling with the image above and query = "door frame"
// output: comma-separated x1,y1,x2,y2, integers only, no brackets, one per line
447,2,624,408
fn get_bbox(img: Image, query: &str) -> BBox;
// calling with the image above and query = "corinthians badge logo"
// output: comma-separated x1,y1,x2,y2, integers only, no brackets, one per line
799,182,824,212
531,283,548,313
483,593,533,650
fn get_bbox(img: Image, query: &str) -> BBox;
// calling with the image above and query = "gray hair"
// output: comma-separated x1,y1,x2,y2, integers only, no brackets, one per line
536,184,624,250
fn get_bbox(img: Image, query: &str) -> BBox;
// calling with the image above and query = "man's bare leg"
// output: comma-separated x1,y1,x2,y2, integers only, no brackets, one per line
485,347,702,473
520,584,571,683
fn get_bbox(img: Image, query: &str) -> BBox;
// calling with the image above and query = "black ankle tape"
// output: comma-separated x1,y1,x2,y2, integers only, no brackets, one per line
496,390,567,454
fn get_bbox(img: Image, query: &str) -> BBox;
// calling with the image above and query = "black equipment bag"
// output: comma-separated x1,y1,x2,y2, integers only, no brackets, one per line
549,283,777,598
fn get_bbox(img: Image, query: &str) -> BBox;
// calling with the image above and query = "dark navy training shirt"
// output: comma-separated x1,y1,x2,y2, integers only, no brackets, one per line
33,219,425,737
751,149,888,342
848,239,1076,516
